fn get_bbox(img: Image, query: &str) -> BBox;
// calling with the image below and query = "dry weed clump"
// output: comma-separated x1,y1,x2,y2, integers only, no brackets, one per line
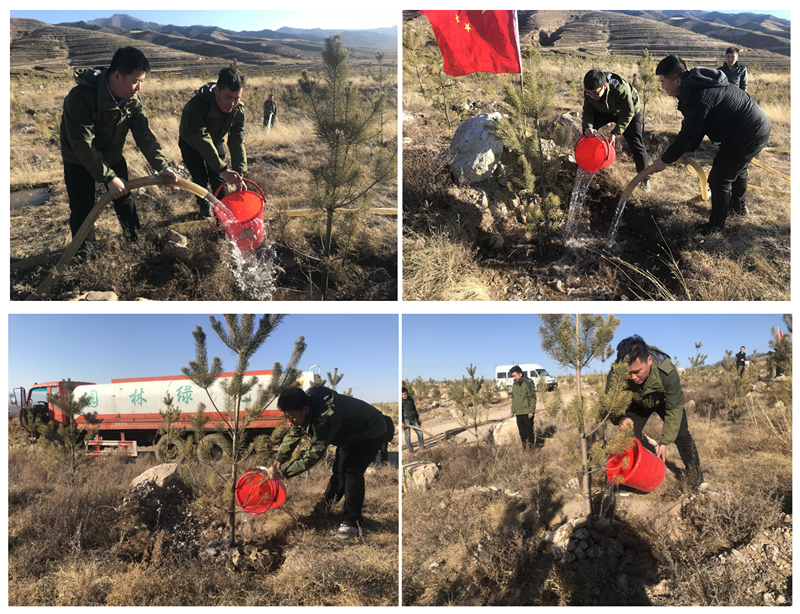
403,232,492,301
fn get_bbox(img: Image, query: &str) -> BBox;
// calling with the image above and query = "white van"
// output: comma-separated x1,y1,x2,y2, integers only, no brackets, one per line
495,364,558,392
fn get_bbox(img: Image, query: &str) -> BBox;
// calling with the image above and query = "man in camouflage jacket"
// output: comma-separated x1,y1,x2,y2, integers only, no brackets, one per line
582,69,650,188
608,334,705,489
179,67,247,217
60,47,177,245
269,386,388,540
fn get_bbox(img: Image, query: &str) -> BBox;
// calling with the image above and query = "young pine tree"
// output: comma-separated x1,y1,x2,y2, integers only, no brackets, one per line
326,368,345,391
155,393,186,463
182,314,306,548
539,314,621,519
298,35,397,300
493,48,562,253
448,364,493,446
39,380,99,482
636,49,658,134
689,342,708,374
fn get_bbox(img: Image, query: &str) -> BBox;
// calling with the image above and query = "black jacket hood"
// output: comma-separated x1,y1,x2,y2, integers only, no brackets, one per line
76,67,104,88
680,67,729,95
197,82,216,101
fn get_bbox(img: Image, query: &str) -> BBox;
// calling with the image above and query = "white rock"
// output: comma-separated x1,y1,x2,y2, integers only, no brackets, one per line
488,418,521,446
447,113,504,184
131,463,180,490
402,460,440,492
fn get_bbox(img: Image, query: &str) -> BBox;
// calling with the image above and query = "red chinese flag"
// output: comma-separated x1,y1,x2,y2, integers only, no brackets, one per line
779,328,784,339
421,10,522,77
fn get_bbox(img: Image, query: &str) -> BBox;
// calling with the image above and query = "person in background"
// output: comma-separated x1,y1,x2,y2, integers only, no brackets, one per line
402,387,424,453
509,366,537,450
735,346,747,378
719,46,748,92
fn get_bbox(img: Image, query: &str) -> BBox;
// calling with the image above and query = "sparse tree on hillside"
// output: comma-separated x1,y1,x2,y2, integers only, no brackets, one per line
298,34,397,300
720,350,750,417
448,364,493,446
155,393,186,463
39,380,99,482
768,321,792,377
182,315,306,548
539,314,622,519
689,342,708,373
636,49,658,134
600,344,615,378
494,48,562,253
403,26,430,97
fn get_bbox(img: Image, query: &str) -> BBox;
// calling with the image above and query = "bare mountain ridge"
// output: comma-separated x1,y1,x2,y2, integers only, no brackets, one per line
520,10,789,69
76,13,398,47
11,16,395,76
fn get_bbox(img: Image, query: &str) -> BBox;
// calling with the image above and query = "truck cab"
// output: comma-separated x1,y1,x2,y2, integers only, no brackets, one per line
10,380,95,429
495,364,558,392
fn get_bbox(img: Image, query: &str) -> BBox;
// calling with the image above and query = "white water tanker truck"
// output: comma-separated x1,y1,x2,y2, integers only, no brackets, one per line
10,368,317,460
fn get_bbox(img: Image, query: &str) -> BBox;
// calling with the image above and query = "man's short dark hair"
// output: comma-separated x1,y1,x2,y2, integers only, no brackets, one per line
277,386,309,412
402,387,408,394
509,365,523,375
726,46,740,56
656,54,689,80
108,47,150,76
584,69,607,90
217,67,246,91
616,335,650,364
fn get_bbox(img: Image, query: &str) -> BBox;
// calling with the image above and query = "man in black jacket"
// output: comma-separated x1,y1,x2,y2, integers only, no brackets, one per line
401,387,424,453
735,346,747,378
268,386,388,540
719,47,748,92
650,55,770,235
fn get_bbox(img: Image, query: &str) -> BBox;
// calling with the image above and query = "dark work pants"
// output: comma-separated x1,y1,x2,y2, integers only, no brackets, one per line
515,413,536,449
737,363,746,378
322,435,385,527
64,158,139,243
707,129,770,226
592,111,649,174
625,405,703,487
178,137,227,215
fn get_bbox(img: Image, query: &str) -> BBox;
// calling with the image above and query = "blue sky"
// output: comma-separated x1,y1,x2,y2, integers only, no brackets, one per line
8,315,398,404
10,10,397,31
403,314,789,381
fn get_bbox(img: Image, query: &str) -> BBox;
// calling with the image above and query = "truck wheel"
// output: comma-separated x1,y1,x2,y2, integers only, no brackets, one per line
155,436,185,463
197,434,227,464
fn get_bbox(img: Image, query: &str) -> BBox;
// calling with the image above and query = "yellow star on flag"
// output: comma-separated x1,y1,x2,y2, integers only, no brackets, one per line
455,14,460,22
464,22,471,32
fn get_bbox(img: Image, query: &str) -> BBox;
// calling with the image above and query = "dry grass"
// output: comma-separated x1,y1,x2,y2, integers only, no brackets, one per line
402,371,792,605
402,18,790,301
8,435,398,606
10,68,398,301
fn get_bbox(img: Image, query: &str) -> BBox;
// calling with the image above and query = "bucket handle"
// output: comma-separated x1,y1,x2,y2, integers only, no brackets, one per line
214,177,266,202
578,133,614,149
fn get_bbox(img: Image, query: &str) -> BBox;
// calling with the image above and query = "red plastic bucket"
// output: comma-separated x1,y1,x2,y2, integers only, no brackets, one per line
575,134,616,173
606,437,666,492
235,468,286,515
213,178,266,251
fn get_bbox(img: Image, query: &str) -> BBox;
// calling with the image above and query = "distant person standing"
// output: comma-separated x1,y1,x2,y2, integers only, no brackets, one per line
179,67,247,218
401,388,424,453
719,47,748,92
735,346,747,378
582,69,651,190
509,366,537,450
60,46,178,246
651,55,770,234
263,93,278,127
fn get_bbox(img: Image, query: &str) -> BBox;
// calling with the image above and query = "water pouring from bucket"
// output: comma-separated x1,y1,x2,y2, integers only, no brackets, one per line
235,467,287,515
575,133,616,174
212,178,267,252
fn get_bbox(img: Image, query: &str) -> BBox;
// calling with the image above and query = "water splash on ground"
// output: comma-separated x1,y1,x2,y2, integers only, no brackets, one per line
607,196,628,247
564,169,595,237
205,193,276,300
